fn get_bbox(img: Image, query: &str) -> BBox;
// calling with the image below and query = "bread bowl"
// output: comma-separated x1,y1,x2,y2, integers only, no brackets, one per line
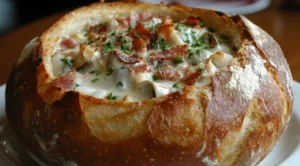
5,1,294,166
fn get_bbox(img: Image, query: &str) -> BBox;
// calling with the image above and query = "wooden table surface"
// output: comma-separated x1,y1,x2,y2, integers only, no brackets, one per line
0,5,299,85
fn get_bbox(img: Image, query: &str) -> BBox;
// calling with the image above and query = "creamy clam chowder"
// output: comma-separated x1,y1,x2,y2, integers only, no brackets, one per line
51,12,237,101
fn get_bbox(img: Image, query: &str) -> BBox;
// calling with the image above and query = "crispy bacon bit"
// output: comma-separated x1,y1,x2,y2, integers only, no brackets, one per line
89,24,107,34
132,38,146,52
139,12,152,21
203,32,218,47
52,70,77,91
150,44,189,61
157,65,176,80
157,19,174,39
182,71,200,86
114,50,141,64
133,23,157,43
185,16,200,26
129,64,149,72
60,39,76,48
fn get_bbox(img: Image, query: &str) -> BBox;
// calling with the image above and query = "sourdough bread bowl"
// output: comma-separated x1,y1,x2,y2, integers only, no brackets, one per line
5,2,294,166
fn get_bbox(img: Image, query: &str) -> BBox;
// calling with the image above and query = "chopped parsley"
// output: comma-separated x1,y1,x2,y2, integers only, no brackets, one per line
184,39,190,44
192,36,205,48
91,78,99,83
116,81,123,87
84,38,96,45
75,83,80,87
174,56,184,65
112,31,118,36
90,70,101,75
196,49,201,54
120,66,126,69
155,64,160,70
107,93,118,100
106,67,113,76
172,83,180,89
103,41,114,53
128,26,134,31
192,62,197,66
152,39,172,51
134,34,141,38
199,66,205,72
188,49,194,59
152,75,159,81
150,24,156,32
121,44,130,54
60,58,73,67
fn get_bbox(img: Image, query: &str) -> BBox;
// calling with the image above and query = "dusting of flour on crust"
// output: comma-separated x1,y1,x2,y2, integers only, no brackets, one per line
227,46,267,101
202,157,218,166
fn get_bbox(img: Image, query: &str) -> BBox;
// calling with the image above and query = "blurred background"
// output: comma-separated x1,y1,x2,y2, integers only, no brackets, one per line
0,0,299,37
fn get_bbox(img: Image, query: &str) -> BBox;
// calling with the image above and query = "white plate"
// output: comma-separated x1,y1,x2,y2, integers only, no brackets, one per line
0,82,299,166
138,0,271,15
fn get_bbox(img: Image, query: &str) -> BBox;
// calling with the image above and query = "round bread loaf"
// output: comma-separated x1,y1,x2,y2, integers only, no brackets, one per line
5,2,294,166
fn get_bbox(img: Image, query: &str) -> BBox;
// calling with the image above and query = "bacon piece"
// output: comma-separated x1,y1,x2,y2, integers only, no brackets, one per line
89,24,107,34
133,23,157,43
52,70,78,91
150,44,189,61
60,39,76,48
185,16,200,26
132,38,146,52
157,19,174,40
182,71,200,86
157,65,176,80
114,50,141,64
139,12,152,21
129,64,149,72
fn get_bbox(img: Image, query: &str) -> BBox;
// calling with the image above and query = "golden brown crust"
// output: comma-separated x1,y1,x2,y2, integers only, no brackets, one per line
5,2,293,166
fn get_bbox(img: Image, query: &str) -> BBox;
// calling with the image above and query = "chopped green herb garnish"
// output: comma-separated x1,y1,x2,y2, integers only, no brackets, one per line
84,38,96,45
192,62,197,66
152,75,159,81
192,36,205,48
91,78,99,83
60,58,73,67
116,81,123,87
155,64,160,70
107,92,118,100
199,66,205,72
128,26,134,31
106,67,113,76
150,24,156,32
196,49,201,54
172,83,180,89
188,49,194,59
112,31,118,36
174,56,184,65
90,70,101,75
103,41,114,53
207,27,216,33
152,39,172,51
178,27,182,33
120,66,126,69
75,83,79,87
134,34,141,38
184,39,190,44
121,44,130,54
